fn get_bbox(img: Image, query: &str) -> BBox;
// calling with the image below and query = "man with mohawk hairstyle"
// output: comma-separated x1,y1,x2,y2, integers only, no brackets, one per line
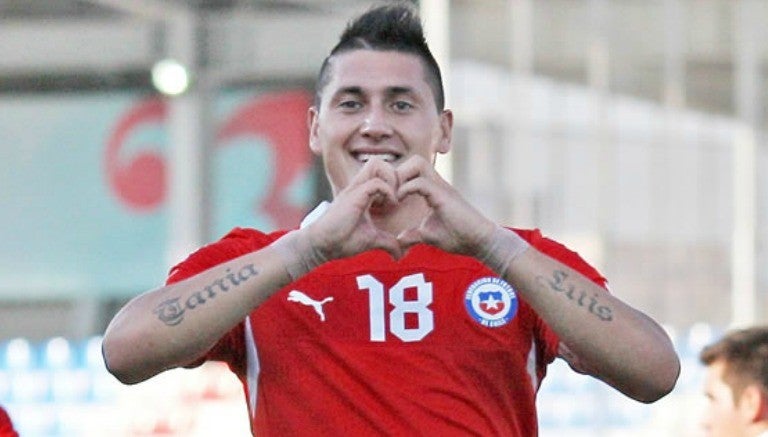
103,3,679,435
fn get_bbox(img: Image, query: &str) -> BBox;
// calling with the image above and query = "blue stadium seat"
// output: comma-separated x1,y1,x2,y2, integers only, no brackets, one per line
43,337,74,369
1,338,35,370
82,336,104,370
77,336,120,402
50,368,92,403
0,369,9,403
10,369,50,403
6,404,58,436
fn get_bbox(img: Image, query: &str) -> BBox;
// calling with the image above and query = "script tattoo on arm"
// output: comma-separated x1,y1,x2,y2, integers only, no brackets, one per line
536,270,613,321
153,263,259,326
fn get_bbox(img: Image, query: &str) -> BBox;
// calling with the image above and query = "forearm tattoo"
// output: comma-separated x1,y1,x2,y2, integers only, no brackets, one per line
153,264,259,326
536,270,613,321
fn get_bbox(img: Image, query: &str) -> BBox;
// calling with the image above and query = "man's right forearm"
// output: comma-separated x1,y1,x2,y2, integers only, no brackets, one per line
102,236,306,384
102,169,396,385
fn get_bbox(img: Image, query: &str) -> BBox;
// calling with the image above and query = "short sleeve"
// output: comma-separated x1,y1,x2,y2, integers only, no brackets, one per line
511,228,609,366
166,227,285,373
516,228,607,289
166,227,281,286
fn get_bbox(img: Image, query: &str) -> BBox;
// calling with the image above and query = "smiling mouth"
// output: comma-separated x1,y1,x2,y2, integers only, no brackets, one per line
354,152,400,164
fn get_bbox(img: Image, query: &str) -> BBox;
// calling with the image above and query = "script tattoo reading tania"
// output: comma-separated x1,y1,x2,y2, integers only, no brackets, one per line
537,270,613,321
153,263,259,326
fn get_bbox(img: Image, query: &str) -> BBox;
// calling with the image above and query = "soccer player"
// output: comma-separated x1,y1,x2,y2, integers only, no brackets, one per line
103,3,679,435
700,327,768,437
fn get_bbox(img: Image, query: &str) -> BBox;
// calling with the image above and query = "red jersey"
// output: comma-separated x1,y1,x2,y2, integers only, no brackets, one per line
0,407,18,437
167,227,606,436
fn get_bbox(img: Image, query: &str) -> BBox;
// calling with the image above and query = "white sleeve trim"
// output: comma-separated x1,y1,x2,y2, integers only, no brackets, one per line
244,317,260,421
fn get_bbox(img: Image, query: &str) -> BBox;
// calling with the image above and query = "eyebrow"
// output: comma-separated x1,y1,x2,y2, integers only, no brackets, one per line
386,86,416,97
334,85,417,99
336,86,363,97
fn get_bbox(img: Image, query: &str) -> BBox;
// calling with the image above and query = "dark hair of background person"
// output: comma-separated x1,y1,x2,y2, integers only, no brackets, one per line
700,326,768,402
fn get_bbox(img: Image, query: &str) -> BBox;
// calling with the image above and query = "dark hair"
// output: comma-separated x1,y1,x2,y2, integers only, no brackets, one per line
700,326,768,403
313,2,445,112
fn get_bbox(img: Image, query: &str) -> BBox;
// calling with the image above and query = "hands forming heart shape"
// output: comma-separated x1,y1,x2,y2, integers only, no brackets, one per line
304,156,498,262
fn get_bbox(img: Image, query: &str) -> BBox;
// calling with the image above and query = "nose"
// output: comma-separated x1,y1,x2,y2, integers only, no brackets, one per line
360,107,392,140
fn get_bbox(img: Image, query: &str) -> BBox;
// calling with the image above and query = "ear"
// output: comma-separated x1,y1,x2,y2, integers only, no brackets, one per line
436,109,453,154
307,106,321,156
737,384,768,424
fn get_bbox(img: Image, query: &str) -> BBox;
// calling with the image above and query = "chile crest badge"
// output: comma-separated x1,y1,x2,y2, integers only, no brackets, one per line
464,277,518,328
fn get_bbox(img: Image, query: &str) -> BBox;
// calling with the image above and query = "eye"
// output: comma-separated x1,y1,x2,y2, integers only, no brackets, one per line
339,100,362,111
392,100,414,112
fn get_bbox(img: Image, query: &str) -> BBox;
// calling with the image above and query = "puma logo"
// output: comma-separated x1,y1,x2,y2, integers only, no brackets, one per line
287,290,334,322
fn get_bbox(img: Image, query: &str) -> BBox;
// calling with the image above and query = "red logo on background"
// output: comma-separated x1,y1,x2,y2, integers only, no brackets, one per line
105,98,167,212
104,91,312,228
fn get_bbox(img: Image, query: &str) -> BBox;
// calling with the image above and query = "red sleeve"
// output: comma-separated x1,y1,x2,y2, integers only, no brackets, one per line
517,228,607,289
165,227,286,374
511,228,609,366
165,227,284,286
0,407,18,437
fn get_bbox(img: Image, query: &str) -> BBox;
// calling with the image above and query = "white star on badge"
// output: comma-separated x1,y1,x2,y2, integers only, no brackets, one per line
483,295,501,310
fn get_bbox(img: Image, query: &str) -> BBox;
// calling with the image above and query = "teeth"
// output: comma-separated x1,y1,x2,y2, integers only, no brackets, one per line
357,153,397,163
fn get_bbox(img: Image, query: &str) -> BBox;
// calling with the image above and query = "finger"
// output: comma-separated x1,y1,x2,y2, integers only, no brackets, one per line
394,155,433,185
350,177,398,209
395,156,450,204
348,157,398,191
397,177,440,208
369,158,398,190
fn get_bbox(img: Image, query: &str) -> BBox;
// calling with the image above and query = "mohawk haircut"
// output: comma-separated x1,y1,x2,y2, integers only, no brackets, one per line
314,2,445,112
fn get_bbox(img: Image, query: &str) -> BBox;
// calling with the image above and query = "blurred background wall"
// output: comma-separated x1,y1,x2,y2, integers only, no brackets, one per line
0,0,766,435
